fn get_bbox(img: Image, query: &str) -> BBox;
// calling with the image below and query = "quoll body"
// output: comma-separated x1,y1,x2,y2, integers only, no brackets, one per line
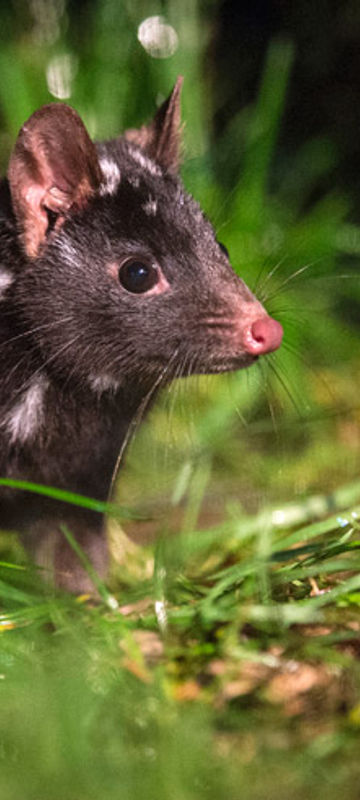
0,78,282,591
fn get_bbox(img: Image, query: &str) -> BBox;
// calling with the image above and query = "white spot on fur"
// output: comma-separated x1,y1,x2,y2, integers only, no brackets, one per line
128,175,140,188
99,157,121,196
128,146,162,177
89,374,122,394
59,236,78,267
6,375,49,444
142,196,157,216
0,269,13,297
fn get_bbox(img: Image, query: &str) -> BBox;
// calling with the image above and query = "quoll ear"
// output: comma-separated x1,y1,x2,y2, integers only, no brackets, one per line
125,76,183,175
8,103,102,258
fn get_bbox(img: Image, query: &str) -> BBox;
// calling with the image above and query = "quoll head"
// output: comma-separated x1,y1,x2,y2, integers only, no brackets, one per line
7,77,282,390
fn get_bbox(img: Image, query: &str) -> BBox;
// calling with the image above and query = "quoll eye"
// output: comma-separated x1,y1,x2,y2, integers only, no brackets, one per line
218,241,229,258
119,258,158,294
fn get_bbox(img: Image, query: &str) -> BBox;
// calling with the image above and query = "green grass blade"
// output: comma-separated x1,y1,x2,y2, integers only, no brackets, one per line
0,478,140,520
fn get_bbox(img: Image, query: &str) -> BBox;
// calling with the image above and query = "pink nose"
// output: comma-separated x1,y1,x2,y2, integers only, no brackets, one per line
244,317,283,355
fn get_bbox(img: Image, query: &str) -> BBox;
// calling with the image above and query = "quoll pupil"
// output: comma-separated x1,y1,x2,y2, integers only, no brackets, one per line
129,263,147,282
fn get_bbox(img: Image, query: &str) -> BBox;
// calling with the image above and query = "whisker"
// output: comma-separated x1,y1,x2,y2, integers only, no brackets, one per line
30,334,83,391
261,261,316,303
213,183,243,228
280,339,339,405
255,255,287,298
181,355,199,443
1,331,83,412
224,370,249,428
256,359,279,435
60,340,100,394
165,352,191,447
0,315,74,352
108,348,179,501
266,356,305,416
263,306,311,318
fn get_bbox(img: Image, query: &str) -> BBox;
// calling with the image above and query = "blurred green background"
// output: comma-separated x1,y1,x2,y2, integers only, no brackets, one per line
1,2,360,798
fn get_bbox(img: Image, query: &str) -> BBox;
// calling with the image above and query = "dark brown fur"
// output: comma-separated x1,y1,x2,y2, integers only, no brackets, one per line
0,79,282,591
